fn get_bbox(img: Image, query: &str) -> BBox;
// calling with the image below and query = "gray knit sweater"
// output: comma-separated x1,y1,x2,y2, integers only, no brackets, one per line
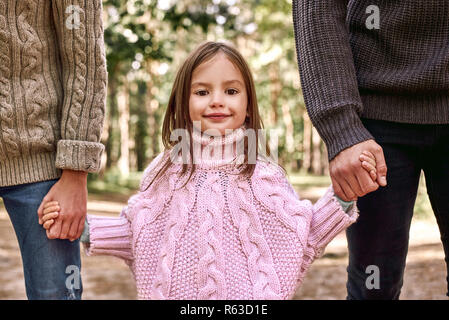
0,0,107,187
293,0,449,161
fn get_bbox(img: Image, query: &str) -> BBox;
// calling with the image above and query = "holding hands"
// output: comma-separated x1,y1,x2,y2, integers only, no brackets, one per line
39,149,380,239
330,139,387,202
37,170,88,241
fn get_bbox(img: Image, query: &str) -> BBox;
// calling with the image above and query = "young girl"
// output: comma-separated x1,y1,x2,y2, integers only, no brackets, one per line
40,42,378,300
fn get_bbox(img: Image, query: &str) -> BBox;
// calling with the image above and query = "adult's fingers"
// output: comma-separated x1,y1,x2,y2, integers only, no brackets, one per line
59,217,72,240
331,178,347,201
67,218,82,241
335,175,357,201
341,174,360,200
47,218,62,239
71,217,86,242
354,165,379,195
331,169,358,201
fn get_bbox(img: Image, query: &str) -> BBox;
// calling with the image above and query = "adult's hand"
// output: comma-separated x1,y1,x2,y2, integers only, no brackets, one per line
329,139,387,201
37,169,88,241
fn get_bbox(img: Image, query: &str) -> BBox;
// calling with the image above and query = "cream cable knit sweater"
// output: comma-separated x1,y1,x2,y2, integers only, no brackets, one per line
84,127,359,300
0,0,107,186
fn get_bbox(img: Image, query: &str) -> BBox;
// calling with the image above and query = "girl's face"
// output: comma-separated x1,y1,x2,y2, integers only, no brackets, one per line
189,52,248,136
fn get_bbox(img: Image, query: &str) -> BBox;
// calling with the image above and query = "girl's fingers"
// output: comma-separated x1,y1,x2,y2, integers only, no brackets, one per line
43,201,60,209
43,205,60,215
362,161,378,181
362,150,375,159
359,154,377,167
362,161,376,172
42,211,59,223
43,219,54,230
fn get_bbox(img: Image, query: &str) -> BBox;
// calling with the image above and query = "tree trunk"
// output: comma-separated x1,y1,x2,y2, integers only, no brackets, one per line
321,141,329,175
105,76,117,170
281,102,295,170
311,127,323,174
135,82,147,172
146,61,160,162
117,77,130,177
302,110,312,173
98,85,111,179
269,62,281,125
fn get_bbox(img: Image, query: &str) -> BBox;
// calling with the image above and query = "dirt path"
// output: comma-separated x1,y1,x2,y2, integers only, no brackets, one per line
0,193,447,300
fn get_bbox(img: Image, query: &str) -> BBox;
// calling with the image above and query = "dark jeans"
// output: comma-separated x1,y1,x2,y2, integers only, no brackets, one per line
346,118,449,300
0,179,82,300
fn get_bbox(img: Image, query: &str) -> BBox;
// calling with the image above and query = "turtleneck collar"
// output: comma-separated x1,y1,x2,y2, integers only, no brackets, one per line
172,125,248,170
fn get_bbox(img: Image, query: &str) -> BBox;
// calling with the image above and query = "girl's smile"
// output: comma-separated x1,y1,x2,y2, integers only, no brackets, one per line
203,113,231,121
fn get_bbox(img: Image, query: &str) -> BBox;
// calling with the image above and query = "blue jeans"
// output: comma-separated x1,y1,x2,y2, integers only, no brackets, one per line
346,118,449,299
0,179,82,300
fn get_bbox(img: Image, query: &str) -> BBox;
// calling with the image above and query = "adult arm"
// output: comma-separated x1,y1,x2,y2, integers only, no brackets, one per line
292,1,386,200
38,0,108,240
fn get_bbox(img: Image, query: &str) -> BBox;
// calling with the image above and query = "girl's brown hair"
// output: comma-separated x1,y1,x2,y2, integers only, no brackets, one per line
143,41,272,191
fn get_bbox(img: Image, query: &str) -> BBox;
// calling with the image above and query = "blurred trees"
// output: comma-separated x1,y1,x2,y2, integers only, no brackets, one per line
97,0,328,182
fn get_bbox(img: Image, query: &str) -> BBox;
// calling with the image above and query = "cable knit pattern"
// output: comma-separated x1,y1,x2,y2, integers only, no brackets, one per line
88,0,107,143
85,127,359,299
64,0,87,141
230,177,282,299
0,1,18,158
150,175,192,299
19,0,54,154
0,0,107,186
196,173,227,299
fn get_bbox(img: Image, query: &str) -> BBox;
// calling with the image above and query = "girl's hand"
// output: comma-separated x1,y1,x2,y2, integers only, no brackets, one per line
359,150,377,182
41,200,61,231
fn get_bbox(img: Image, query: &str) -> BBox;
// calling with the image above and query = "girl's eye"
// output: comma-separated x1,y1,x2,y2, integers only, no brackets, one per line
226,88,239,95
195,90,208,96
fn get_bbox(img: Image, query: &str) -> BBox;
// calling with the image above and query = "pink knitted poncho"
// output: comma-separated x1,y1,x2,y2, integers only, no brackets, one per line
85,126,358,300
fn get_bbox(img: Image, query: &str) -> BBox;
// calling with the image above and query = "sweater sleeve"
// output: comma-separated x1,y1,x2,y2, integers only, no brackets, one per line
83,191,144,261
251,161,358,262
83,213,133,262
51,0,107,173
292,0,373,161
307,186,358,258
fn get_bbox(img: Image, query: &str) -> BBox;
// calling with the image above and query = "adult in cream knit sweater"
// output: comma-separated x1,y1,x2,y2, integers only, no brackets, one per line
0,1,107,299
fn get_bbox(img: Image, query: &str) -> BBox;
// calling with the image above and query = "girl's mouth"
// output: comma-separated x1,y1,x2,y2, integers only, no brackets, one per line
203,114,231,120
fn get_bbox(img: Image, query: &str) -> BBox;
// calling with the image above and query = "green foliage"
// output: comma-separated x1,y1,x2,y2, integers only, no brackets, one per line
88,167,143,196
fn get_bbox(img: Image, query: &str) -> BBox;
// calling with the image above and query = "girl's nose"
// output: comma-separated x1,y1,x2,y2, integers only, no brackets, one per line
209,93,225,108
